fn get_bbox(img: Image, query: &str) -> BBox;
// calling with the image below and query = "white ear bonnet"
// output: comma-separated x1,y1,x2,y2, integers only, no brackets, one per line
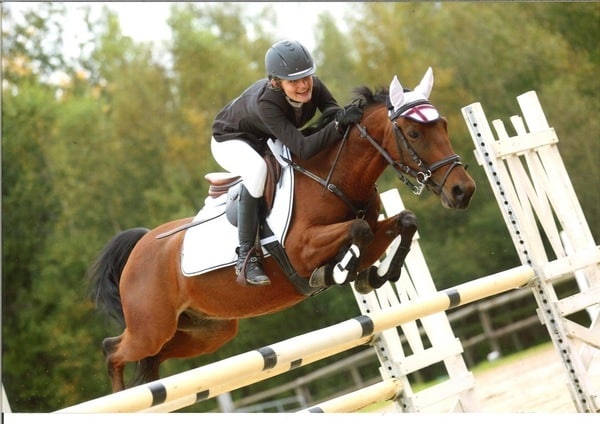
388,67,440,122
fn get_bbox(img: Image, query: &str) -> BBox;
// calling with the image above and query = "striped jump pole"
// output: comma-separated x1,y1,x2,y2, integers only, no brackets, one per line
141,336,370,413
55,265,534,413
297,379,403,413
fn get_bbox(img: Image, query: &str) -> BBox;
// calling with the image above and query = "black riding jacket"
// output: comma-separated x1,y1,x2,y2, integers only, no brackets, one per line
212,77,342,159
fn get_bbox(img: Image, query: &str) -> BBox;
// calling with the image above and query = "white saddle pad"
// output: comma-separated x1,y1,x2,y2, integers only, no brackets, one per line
181,142,294,276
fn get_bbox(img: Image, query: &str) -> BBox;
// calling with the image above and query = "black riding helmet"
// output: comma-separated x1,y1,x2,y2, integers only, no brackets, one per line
265,40,316,81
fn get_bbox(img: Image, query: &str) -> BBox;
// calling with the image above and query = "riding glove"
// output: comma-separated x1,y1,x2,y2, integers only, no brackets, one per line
335,105,363,133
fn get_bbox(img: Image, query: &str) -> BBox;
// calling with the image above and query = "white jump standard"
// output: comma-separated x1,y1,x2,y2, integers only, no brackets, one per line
462,91,600,412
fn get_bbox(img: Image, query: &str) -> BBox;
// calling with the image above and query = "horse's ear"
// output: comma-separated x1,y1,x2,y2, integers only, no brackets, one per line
389,75,404,113
414,67,434,99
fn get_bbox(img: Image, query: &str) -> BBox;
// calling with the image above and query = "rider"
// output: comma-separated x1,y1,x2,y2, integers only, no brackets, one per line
211,39,363,286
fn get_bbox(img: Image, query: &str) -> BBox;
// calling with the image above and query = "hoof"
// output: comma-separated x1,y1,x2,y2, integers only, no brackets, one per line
309,265,334,288
353,271,374,295
309,266,327,288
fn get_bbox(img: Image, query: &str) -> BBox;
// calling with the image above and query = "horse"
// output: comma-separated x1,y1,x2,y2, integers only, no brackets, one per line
89,68,476,393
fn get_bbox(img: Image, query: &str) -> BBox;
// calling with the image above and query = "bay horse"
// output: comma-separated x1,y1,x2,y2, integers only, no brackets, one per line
89,68,476,393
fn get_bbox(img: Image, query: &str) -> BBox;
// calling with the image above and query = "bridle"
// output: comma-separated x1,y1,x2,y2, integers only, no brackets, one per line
355,116,464,196
282,100,465,216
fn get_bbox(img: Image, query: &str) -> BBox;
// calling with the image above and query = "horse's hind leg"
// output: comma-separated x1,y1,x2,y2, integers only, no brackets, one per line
102,335,126,392
158,318,239,363
102,319,239,392
102,314,179,392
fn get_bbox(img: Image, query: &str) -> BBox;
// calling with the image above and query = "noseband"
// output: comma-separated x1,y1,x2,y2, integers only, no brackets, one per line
354,117,463,196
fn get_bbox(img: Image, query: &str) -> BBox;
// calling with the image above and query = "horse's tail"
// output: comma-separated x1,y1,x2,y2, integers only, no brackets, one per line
88,227,150,328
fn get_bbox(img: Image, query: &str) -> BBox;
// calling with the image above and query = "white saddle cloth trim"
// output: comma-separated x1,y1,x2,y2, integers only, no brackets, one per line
180,141,293,276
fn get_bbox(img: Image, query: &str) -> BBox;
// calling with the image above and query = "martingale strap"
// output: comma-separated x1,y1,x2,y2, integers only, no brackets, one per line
279,156,378,219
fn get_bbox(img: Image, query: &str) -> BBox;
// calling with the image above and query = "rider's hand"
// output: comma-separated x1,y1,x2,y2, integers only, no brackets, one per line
335,105,363,133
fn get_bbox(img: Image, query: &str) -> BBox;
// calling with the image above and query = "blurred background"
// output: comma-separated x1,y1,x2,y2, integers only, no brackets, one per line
2,1,598,412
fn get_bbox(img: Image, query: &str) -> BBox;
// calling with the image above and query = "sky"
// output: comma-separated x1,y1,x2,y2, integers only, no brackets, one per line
5,2,350,52
112,2,348,49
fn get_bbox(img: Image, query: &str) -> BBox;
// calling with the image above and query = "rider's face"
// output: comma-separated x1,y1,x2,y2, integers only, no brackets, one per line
280,76,313,103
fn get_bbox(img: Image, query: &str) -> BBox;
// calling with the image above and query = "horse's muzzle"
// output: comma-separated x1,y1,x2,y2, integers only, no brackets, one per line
441,178,476,210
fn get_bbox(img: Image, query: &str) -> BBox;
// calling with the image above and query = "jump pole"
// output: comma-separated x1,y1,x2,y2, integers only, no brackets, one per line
55,265,534,413
141,336,371,413
297,379,403,413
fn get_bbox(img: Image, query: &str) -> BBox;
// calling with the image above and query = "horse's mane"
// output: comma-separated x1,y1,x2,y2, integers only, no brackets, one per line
302,86,389,136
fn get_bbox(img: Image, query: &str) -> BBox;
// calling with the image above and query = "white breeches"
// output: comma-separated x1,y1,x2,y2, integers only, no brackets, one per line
211,137,267,198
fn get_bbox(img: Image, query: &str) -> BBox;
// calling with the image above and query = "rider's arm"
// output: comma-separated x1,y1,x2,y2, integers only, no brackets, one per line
258,100,342,160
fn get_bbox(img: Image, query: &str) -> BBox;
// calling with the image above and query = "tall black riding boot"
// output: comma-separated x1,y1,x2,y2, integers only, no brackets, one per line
235,186,271,286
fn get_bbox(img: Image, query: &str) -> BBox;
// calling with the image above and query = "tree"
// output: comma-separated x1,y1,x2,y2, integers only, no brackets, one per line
313,12,359,105
2,78,65,410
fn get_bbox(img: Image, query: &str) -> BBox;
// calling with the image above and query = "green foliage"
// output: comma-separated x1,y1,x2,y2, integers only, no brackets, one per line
1,2,598,412
2,80,63,409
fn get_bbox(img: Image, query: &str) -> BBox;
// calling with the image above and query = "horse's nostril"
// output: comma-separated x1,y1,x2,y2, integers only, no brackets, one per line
452,184,465,200
449,180,476,208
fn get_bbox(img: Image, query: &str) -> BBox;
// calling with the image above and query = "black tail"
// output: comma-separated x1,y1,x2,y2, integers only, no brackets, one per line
88,227,150,328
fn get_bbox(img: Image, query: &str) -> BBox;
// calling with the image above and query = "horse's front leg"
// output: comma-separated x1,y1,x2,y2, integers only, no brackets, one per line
294,219,374,288
354,210,418,294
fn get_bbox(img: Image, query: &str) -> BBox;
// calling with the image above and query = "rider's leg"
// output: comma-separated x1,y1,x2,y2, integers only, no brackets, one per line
211,137,270,286
235,184,270,285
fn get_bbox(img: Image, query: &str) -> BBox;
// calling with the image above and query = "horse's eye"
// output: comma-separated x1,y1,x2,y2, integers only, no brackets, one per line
407,130,419,139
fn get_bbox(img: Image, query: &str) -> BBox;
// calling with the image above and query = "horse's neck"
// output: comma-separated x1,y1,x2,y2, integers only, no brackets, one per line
297,135,383,201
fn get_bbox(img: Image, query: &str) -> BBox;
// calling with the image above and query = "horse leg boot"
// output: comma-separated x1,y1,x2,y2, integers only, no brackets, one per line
309,219,373,288
235,185,271,286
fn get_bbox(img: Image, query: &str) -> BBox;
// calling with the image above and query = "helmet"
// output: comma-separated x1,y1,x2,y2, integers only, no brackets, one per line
265,40,316,81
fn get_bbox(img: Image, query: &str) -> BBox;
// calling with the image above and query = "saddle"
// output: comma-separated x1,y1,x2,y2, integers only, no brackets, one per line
171,141,336,297
204,151,282,213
